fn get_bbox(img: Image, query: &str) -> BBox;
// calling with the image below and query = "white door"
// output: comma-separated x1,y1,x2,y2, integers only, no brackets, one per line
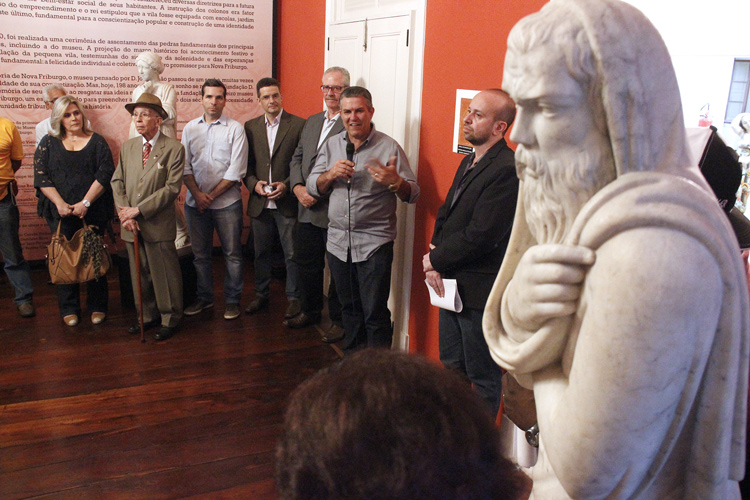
327,14,416,350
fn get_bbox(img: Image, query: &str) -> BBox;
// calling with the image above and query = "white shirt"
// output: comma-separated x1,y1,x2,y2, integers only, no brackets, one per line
264,110,283,209
181,113,249,209
36,118,52,146
318,112,340,149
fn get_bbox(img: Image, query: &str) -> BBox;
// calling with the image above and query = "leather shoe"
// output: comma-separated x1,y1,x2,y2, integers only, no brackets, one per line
245,295,269,315
154,325,177,341
128,319,160,335
284,312,320,329
284,299,301,319
321,324,345,344
17,302,35,318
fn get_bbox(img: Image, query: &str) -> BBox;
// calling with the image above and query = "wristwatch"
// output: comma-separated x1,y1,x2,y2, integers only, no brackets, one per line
82,199,91,208
388,177,403,193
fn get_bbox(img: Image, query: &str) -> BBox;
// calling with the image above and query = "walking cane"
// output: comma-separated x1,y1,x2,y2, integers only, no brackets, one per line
133,229,146,344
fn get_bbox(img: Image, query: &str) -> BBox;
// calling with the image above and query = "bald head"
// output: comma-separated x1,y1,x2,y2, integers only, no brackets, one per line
463,89,516,154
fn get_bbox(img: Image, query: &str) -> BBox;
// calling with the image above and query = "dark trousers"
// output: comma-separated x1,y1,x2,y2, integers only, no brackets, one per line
327,242,393,352
293,222,341,324
47,217,108,317
439,307,503,415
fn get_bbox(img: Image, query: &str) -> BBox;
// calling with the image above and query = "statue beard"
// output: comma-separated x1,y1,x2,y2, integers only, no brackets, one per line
518,145,616,244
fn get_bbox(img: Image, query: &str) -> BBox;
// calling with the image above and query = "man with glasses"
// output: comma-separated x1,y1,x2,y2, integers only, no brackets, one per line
286,67,348,339
112,94,185,341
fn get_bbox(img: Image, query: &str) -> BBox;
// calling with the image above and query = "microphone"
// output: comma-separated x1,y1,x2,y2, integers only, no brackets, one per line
346,141,355,186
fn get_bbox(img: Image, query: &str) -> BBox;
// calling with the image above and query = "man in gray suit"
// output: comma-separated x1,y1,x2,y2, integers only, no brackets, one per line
243,78,306,318
112,93,185,341
286,67,348,338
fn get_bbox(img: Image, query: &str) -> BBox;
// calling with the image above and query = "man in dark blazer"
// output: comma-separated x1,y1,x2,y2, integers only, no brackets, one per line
423,89,518,415
112,93,185,341
243,77,305,318
286,67,348,337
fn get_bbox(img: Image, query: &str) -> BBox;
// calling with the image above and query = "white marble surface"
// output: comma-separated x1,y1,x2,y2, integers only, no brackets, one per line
484,0,749,498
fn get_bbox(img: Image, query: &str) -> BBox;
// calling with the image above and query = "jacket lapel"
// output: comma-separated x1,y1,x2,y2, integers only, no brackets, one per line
140,135,165,179
447,139,505,213
320,117,344,152
271,113,291,158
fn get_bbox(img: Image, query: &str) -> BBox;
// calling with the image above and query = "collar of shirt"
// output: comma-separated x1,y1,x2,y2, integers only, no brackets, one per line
199,113,227,126
341,124,376,150
142,130,160,148
264,109,283,128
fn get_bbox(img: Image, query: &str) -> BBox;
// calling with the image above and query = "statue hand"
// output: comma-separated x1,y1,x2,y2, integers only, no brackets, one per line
506,244,595,331
142,81,154,93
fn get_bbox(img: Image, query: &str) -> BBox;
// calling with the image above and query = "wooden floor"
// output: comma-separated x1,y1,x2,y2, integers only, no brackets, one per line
0,258,342,500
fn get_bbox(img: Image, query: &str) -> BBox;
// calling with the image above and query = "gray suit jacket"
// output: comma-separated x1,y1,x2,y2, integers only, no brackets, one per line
112,134,185,243
289,111,344,228
244,110,306,218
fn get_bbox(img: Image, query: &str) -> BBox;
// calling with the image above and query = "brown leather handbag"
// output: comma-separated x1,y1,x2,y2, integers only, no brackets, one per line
47,220,112,285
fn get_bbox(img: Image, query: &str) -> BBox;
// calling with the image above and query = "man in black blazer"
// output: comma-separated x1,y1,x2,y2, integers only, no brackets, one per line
423,89,518,415
286,67,348,337
243,78,305,318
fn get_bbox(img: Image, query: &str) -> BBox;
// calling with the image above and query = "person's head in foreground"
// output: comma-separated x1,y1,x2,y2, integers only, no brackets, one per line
276,349,528,500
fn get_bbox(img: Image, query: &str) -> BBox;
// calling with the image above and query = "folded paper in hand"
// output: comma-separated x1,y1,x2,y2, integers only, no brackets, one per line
425,278,463,313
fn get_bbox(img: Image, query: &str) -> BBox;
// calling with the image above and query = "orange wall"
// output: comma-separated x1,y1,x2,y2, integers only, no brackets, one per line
276,0,327,117
276,0,548,360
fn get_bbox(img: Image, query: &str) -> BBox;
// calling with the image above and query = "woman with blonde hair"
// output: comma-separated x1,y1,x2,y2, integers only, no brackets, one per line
34,95,115,326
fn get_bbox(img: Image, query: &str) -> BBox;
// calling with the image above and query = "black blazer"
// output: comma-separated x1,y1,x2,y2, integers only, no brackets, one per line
430,138,518,310
243,111,306,218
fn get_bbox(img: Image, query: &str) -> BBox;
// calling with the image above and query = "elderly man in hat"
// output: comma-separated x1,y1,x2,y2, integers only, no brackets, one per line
112,93,185,341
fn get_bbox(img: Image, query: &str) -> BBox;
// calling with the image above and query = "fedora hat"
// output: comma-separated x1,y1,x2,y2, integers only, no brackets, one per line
125,93,168,119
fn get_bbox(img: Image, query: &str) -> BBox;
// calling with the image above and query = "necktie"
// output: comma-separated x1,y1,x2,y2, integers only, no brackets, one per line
142,142,151,168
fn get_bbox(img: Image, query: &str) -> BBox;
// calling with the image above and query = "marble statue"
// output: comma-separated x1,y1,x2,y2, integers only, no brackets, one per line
129,51,189,249
731,113,750,166
483,0,750,498
129,51,177,139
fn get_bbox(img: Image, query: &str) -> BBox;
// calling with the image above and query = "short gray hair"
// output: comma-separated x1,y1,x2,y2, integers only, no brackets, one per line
42,84,66,102
340,86,372,108
324,66,350,86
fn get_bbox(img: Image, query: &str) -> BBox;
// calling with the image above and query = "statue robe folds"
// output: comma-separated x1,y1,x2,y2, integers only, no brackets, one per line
485,172,749,499
484,0,750,498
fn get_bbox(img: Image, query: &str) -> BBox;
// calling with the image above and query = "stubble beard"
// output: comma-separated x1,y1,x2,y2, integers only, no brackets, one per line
518,144,616,244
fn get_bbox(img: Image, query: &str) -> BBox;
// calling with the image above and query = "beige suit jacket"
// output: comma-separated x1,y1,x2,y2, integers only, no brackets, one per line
112,134,185,243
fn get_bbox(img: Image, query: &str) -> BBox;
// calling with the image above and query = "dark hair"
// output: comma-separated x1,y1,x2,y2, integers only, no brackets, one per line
276,349,527,500
340,86,373,108
201,78,227,97
257,77,281,96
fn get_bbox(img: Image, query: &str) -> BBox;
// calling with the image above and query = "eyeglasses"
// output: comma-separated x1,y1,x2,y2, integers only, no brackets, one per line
321,85,347,93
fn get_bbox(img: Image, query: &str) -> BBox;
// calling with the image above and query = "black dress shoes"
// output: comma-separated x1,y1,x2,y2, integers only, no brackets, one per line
154,325,177,341
128,319,160,334
284,299,301,319
284,312,321,329
245,295,269,314
321,324,345,344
